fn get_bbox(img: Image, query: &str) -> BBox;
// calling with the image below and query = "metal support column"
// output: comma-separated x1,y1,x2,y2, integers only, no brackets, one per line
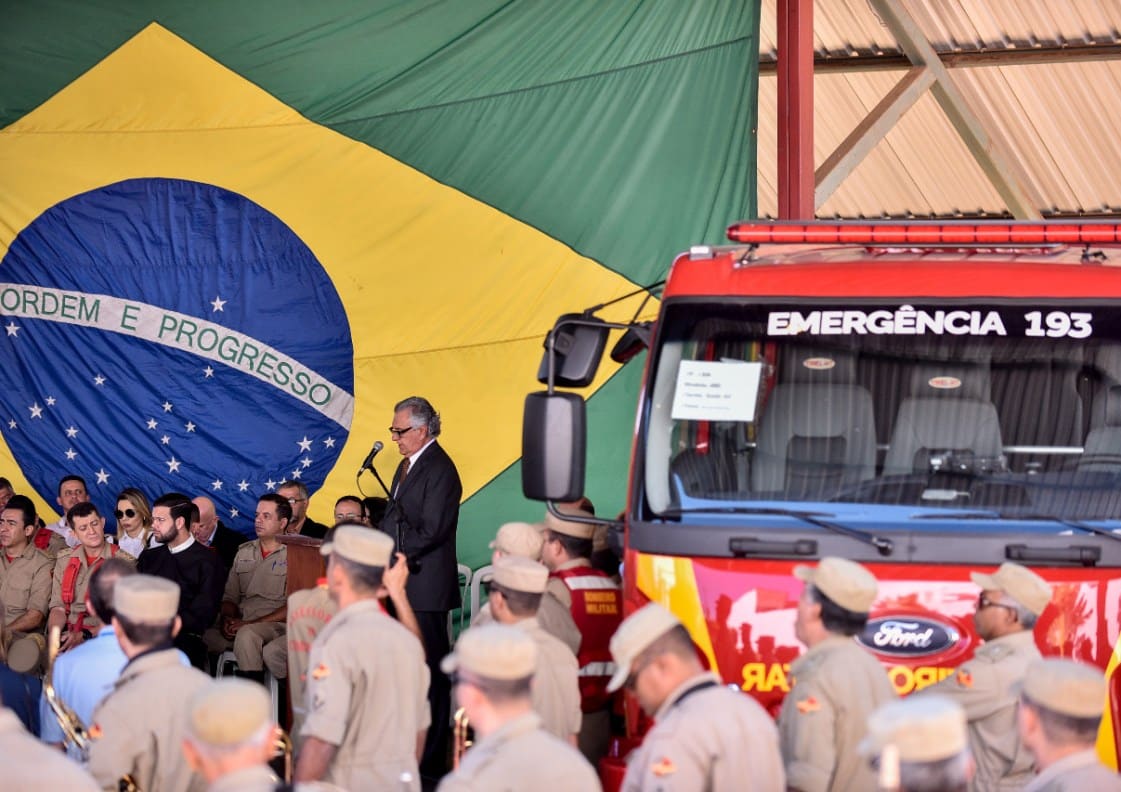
776,0,814,219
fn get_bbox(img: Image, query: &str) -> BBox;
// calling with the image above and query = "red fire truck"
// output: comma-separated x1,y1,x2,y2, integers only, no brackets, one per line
522,221,1121,771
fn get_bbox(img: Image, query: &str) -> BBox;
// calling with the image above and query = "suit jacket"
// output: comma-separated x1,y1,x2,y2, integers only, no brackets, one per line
137,540,226,635
380,440,462,612
209,521,246,573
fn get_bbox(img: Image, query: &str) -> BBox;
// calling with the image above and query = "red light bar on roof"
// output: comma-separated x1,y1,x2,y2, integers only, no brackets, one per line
726,221,1121,246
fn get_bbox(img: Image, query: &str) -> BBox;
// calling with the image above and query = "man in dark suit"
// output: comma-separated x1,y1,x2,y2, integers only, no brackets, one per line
379,395,462,782
191,496,245,572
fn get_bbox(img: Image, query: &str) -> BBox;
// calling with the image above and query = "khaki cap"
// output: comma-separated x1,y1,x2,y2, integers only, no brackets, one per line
541,507,597,540
188,679,272,746
1022,658,1106,719
441,623,537,680
861,695,967,763
794,557,878,614
970,562,1052,616
492,555,549,594
321,524,393,567
490,522,544,560
606,603,681,693
114,574,179,624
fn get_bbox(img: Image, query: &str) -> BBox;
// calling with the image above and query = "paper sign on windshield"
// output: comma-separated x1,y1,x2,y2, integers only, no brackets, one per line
671,360,762,422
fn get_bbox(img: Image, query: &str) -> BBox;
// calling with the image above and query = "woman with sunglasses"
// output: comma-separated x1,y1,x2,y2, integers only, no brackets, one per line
113,488,154,558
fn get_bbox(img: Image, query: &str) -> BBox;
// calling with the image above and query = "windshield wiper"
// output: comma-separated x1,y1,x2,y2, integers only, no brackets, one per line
912,510,1121,543
660,506,894,556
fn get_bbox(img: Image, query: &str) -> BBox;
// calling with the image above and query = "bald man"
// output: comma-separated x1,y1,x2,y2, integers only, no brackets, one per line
191,497,245,572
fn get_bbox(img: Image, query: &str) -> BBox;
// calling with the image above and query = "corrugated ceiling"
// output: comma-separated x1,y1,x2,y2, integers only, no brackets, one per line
755,0,1121,218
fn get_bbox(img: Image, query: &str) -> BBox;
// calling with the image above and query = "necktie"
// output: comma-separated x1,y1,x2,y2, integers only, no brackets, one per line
399,458,411,487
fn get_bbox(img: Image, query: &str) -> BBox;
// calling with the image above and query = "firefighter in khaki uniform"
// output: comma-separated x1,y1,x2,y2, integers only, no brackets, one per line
779,557,896,792
203,494,290,676
540,506,622,764
88,574,211,792
437,624,599,791
486,555,581,744
472,521,581,654
0,694,99,791
0,496,53,667
918,562,1053,792
295,526,430,790
1019,658,1121,792
860,695,973,791
609,603,784,792
47,502,135,653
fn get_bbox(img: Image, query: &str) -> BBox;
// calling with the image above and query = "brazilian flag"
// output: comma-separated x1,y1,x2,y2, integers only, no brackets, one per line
0,2,759,569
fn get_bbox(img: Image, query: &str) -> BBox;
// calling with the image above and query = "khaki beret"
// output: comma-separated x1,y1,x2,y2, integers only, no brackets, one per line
489,522,544,560
862,695,967,763
794,557,878,614
441,623,537,681
540,507,597,540
188,679,272,746
114,574,179,624
970,562,1052,616
492,555,549,594
606,603,682,693
321,524,393,567
1021,658,1106,719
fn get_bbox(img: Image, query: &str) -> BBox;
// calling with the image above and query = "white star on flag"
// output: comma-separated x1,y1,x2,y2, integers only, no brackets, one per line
265,479,276,490
5,322,19,337
230,508,240,518
29,403,43,419
324,437,335,448
211,479,223,490
238,480,249,492
167,457,181,473
211,295,226,312
301,456,313,469
95,468,110,485
45,396,56,407
7,420,15,429
290,469,302,479
185,421,196,433
204,366,214,378
297,436,313,452
161,435,170,445
94,374,106,386
162,401,173,412
146,418,158,430
65,426,78,438
65,448,77,460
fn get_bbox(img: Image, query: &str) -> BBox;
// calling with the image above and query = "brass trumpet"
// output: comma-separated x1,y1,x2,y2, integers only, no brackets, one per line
452,706,473,768
45,625,90,759
274,727,294,782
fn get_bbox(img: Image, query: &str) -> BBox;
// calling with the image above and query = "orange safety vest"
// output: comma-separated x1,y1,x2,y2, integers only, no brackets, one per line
60,545,119,633
551,565,623,712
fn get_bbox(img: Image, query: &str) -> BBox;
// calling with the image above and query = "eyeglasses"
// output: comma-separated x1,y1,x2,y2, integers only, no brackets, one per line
115,508,136,519
977,594,1016,613
389,426,419,438
335,513,363,522
287,497,307,504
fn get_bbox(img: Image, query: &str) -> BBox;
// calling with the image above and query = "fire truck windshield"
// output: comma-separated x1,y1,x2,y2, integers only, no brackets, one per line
643,300,1121,525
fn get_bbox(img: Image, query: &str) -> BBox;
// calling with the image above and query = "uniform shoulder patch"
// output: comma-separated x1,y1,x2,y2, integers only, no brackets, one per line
796,696,821,714
311,662,330,680
652,756,677,777
89,723,103,739
956,669,973,688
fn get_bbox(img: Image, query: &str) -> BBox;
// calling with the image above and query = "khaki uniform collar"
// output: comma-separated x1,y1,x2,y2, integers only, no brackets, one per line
556,558,590,572
117,647,184,688
478,711,541,748
654,671,722,722
976,628,1036,655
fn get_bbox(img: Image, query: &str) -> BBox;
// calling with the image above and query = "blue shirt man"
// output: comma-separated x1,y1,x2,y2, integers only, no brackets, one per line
40,623,126,754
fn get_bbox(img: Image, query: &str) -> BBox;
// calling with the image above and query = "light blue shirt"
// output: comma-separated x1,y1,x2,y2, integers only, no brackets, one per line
39,625,188,755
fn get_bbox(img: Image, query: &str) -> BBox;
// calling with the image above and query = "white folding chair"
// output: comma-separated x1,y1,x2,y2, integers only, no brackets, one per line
469,564,495,627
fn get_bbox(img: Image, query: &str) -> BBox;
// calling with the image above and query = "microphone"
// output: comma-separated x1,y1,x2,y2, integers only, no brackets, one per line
358,440,384,474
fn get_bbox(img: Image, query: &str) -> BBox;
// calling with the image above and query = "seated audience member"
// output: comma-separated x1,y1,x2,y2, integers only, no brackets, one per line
139,494,226,669
203,494,290,680
113,487,155,559
0,495,52,667
47,503,136,653
0,593,41,734
192,495,245,573
0,478,12,512
363,496,388,527
1,692,98,791
1019,658,1121,791
862,695,972,792
277,480,328,539
333,496,366,524
41,475,91,557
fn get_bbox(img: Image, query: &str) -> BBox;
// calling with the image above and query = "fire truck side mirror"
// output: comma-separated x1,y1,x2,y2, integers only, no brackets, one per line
536,313,610,388
522,391,586,501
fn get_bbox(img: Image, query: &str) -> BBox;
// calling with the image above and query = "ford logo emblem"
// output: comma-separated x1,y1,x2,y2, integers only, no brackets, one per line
857,617,960,657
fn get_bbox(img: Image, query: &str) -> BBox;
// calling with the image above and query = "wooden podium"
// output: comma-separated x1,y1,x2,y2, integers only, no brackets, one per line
278,534,325,594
